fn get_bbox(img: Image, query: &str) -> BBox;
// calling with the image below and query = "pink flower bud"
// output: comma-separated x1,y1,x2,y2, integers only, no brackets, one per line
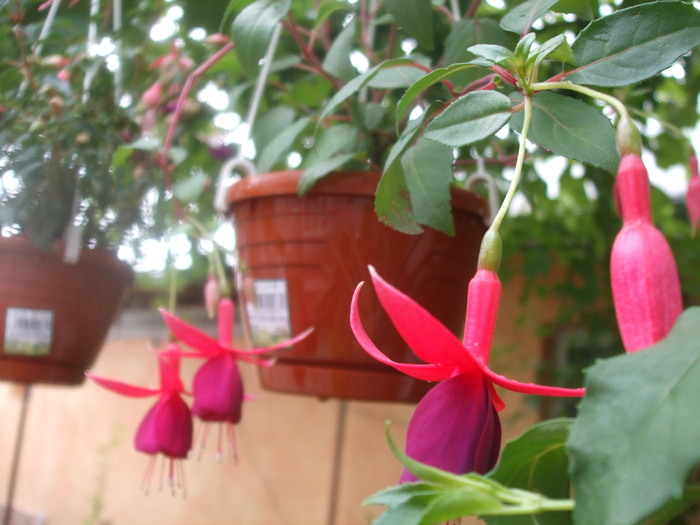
686,156,700,237
141,81,163,109
204,273,221,318
611,154,683,352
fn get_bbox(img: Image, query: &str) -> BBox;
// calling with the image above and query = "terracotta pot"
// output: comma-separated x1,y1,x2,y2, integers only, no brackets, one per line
227,171,488,402
0,236,133,385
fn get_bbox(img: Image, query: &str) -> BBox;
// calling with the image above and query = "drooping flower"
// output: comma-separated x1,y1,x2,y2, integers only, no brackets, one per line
611,154,683,352
686,156,700,237
351,264,585,482
87,346,193,494
161,298,312,459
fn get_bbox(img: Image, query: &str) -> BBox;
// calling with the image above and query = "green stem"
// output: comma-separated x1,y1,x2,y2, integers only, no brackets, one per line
531,81,630,120
489,94,534,232
187,216,231,296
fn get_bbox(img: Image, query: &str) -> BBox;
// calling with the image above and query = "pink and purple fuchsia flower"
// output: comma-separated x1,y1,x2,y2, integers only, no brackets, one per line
161,298,312,460
351,265,585,482
87,346,193,494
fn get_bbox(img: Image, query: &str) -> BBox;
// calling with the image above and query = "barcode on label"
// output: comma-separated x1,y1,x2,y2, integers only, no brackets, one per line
4,307,54,356
246,279,292,346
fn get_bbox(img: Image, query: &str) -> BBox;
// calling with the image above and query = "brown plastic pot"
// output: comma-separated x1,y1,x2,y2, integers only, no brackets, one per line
0,236,133,385
227,170,488,402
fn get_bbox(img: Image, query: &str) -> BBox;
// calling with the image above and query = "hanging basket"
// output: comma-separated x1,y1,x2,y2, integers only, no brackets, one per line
227,170,488,402
0,236,133,386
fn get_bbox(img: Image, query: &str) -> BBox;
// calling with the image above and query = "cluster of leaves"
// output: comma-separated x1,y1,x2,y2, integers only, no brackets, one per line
0,0,232,252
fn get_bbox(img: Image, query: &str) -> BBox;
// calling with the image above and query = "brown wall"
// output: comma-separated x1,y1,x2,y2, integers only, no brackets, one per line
0,273,555,525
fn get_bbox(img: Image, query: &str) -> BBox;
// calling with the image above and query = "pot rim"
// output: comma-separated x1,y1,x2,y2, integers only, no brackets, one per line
0,235,134,284
226,170,489,218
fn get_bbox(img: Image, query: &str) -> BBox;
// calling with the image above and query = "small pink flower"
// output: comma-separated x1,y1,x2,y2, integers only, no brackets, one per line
351,266,584,481
161,298,312,459
687,156,700,237
87,347,193,494
611,154,683,352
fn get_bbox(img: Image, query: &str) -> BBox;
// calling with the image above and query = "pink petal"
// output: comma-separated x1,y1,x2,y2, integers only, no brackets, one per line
86,372,159,398
400,374,501,483
160,308,223,357
368,266,475,374
155,394,193,459
136,394,193,459
482,367,585,397
192,354,244,423
243,327,314,356
350,283,454,381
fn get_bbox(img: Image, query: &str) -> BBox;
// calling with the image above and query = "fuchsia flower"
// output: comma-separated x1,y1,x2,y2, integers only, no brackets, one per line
161,298,312,459
351,265,585,482
87,346,192,494
686,156,700,237
611,154,683,352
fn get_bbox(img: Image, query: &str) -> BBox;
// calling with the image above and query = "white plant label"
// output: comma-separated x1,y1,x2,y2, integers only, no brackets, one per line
4,307,54,356
246,279,292,346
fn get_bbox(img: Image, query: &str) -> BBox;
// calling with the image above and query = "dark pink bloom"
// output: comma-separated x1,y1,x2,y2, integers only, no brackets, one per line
161,298,311,459
611,154,683,352
687,156,700,237
351,266,584,481
87,347,193,493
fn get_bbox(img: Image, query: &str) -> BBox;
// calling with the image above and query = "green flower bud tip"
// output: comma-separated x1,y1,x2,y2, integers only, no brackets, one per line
477,229,502,271
616,114,642,157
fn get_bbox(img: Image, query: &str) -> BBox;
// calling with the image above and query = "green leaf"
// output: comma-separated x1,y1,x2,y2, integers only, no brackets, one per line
527,35,575,69
173,171,209,202
313,0,348,29
376,162,423,234
322,19,356,81
500,0,559,35
466,44,514,66
485,419,573,525
232,0,291,75
425,91,512,147
566,2,700,87
402,139,455,235
509,91,619,173
383,0,434,50
552,0,597,21
256,116,311,173
396,63,481,121
567,308,700,525
297,153,356,195
318,58,415,124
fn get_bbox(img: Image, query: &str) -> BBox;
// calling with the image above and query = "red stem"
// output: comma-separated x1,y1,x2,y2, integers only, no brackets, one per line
160,41,235,182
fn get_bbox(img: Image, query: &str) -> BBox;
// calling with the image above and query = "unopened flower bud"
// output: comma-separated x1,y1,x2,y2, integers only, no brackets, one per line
610,154,682,352
141,81,162,109
42,55,70,69
204,273,221,319
75,132,91,145
205,33,230,46
48,95,64,115
686,156,700,237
